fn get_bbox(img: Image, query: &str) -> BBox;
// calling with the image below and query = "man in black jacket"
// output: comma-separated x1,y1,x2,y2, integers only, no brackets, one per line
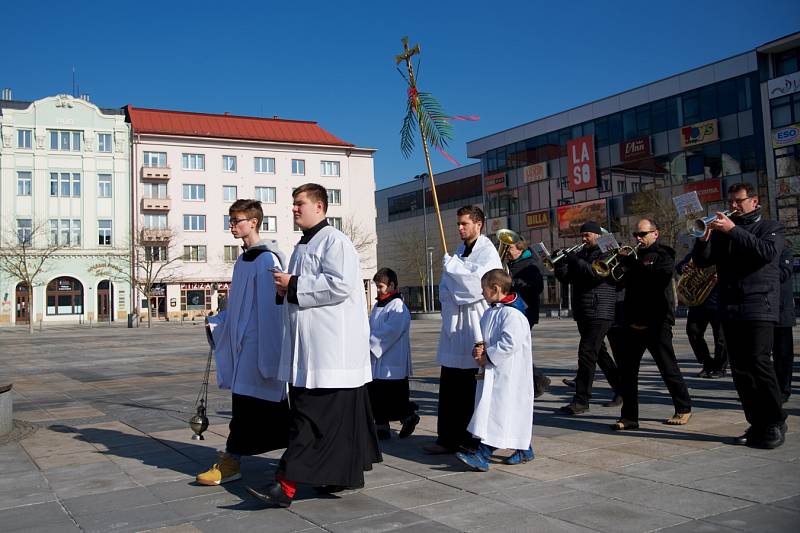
772,239,794,404
506,239,549,397
554,221,621,415
692,183,787,449
612,218,692,430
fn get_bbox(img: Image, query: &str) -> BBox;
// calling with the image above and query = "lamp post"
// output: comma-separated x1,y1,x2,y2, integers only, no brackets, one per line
427,246,434,311
416,173,431,312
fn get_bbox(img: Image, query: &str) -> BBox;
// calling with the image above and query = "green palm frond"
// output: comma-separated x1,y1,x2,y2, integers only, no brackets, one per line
416,92,453,150
400,99,418,159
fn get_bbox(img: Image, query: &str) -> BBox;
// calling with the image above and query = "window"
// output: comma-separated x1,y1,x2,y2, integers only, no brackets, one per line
222,155,237,172
17,129,32,149
98,220,112,246
224,245,239,262
143,182,168,199
143,214,168,229
98,133,112,152
255,157,275,173
327,217,342,230
183,245,207,262
46,277,83,315
255,186,276,203
143,151,167,167
49,172,81,197
49,130,81,151
49,219,81,246
223,185,237,202
184,214,206,231
261,216,277,232
145,246,168,262
775,145,800,178
292,159,305,175
17,171,32,196
630,182,641,192
17,219,32,245
616,181,626,193
327,189,341,205
182,184,206,201
182,153,205,170
97,174,112,198
321,160,340,177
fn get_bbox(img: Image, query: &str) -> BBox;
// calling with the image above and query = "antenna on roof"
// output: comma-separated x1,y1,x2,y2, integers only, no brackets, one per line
72,66,77,97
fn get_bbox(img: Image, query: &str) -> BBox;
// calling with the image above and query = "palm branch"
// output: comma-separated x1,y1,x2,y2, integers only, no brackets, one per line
400,90,454,159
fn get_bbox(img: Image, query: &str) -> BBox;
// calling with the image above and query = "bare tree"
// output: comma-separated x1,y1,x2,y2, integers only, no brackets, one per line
89,228,182,328
0,220,65,334
341,216,377,270
623,187,688,250
391,228,429,311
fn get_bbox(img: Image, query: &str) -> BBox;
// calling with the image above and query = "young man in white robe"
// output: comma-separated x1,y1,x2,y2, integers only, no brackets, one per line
368,268,419,440
248,183,381,507
456,269,534,471
196,200,290,486
424,205,503,455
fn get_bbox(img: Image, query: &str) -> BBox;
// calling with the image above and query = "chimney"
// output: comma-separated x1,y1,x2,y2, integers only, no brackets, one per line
80,93,91,102
1,88,11,100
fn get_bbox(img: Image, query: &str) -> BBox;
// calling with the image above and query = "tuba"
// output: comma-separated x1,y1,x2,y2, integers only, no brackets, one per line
677,263,717,307
496,228,522,273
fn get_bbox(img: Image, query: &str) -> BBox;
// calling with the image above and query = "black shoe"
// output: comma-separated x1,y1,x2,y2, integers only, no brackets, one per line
562,378,576,388
602,395,623,408
696,369,711,378
780,422,788,436
729,426,755,446
247,483,293,508
707,370,726,379
782,394,790,404
534,376,551,398
399,413,420,439
559,402,589,415
750,425,785,449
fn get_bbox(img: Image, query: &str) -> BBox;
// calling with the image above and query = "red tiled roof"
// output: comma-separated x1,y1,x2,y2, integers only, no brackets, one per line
127,106,354,147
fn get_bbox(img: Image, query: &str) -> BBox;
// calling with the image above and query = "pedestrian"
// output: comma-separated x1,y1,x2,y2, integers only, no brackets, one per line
773,239,795,404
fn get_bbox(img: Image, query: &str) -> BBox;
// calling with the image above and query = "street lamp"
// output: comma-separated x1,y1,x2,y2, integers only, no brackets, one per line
415,173,430,312
427,246,434,311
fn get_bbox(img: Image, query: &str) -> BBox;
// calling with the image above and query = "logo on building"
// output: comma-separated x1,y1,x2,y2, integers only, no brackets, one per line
619,136,652,162
768,71,800,99
484,172,506,192
772,124,800,148
526,210,550,228
684,178,721,203
487,217,509,233
680,119,719,148
567,135,597,192
523,162,548,183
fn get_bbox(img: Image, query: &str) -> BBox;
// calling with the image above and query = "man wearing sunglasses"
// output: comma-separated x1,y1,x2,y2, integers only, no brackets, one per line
692,183,787,449
611,218,692,431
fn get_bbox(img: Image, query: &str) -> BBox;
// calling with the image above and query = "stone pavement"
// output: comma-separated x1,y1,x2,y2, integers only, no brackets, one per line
0,319,798,532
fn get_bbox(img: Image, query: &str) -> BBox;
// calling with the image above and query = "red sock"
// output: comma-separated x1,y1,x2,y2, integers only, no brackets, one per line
276,474,296,499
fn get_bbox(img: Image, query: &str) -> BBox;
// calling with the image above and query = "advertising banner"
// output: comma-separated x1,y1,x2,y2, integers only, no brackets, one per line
567,135,597,192
684,178,722,203
680,119,719,148
484,172,506,192
525,210,550,228
619,136,652,162
772,124,800,148
523,162,548,183
556,199,607,237
768,71,800,99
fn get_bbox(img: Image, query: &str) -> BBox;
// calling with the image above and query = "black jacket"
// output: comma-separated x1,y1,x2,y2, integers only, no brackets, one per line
778,245,796,327
692,209,783,322
507,249,544,327
554,244,616,321
621,241,676,327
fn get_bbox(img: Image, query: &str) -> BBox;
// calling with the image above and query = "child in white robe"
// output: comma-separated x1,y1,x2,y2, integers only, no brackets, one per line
456,268,534,472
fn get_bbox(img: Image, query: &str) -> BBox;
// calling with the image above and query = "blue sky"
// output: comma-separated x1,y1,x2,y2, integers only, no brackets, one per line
2,1,798,189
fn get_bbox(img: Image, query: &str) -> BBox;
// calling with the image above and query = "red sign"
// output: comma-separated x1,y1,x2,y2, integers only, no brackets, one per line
684,178,721,203
619,136,652,162
567,135,597,192
484,172,506,192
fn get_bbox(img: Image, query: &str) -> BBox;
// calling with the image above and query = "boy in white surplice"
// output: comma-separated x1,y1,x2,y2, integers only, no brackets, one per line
456,269,534,472
196,200,290,486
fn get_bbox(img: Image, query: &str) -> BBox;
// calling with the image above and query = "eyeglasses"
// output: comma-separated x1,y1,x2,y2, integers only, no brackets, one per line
228,217,253,226
632,230,655,238
729,196,752,206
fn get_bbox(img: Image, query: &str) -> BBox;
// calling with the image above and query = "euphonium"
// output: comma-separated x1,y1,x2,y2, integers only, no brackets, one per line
677,263,717,307
496,228,522,273
542,242,585,271
687,210,738,238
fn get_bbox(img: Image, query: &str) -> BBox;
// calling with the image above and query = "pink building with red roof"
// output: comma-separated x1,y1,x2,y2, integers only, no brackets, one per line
127,106,377,320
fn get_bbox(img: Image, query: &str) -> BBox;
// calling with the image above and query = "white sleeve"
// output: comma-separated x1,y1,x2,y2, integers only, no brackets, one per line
295,236,357,308
443,251,497,304
370,302,411,358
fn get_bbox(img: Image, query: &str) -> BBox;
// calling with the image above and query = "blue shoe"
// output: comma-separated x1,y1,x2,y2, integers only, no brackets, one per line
503,446,534,465
455,451,489,472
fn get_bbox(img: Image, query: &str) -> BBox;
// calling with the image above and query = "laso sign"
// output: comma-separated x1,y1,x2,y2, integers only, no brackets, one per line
772,124,800,148
680,119,719,147
567,135,597,192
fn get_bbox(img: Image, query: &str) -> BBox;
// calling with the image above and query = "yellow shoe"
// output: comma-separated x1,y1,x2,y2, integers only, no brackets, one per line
196,451,241,486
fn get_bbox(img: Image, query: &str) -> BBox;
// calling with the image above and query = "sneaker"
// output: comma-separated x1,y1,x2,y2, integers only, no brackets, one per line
696,369,711,378
559,402,589,415
534,376,551,398
247,482,293,508
707,370,726,379
376,424,391,440
455,450,489,472
503,446,534,465
196,451,241,486
399,413,420,439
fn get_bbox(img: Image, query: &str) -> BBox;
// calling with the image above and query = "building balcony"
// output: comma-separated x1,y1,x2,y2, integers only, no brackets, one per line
141,198,171,211
141,166,171,180
141,228,172,242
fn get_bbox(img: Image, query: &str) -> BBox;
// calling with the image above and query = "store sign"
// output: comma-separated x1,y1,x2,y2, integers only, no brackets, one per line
680,119,719,147
772,124,800,148
526,210,550,228
768,71,800,99
523,162,548,183
684,178,721,203
484,172,506,192
486,217,509,235
57,280,72,291
180,282,229,291
619,136,652,161
556,199,607,238
567,135,597,192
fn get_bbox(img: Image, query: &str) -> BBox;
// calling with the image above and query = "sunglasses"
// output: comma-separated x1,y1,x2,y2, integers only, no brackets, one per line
632,230,655,238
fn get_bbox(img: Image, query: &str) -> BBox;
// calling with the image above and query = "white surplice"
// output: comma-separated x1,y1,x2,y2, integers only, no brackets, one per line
468,303,534,450
436,235,503,368
369,296,412,379
278,225,372,389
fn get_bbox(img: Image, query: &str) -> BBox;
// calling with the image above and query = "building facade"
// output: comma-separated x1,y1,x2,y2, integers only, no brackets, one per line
0,94,132,325
128,107,377,320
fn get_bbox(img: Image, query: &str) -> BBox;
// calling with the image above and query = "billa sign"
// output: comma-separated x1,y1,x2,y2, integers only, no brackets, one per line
523,162,548,183
619,136,652,162
680,119,719,148
684,178,721,203
567,135,597,192
772,124,800,148
484,172,506,192
526,210,550,228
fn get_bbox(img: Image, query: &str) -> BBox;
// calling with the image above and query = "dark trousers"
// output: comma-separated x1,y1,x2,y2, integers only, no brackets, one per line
436,366,479,450
618,323,692,422
773,326,795,400
723,321,787,428
531,324,544,380
686,306,728,372
573,319,620,405
367,378,416,425
226,393,290,456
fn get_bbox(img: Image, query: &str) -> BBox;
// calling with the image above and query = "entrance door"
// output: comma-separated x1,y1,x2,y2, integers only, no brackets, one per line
97,280,112,322
149,296,166,319
15,283,30,325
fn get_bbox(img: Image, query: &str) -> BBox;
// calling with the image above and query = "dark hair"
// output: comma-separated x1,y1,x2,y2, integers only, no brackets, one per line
293,183,328,212
373,267,398,288
513,238,528,251
481,268,512,293
640,217,659,231
728,182,756,197
229,199,263,227
456,205,485,225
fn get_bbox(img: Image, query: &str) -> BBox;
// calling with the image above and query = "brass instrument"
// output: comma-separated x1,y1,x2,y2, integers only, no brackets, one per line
688,210,738,238
496,228,522,273
677,263,717,306
592,243,641,281
542,242,586,271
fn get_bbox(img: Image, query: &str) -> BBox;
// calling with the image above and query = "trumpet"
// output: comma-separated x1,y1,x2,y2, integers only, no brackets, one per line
591,243,641,281
688,210,738,238
542,242,585,271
